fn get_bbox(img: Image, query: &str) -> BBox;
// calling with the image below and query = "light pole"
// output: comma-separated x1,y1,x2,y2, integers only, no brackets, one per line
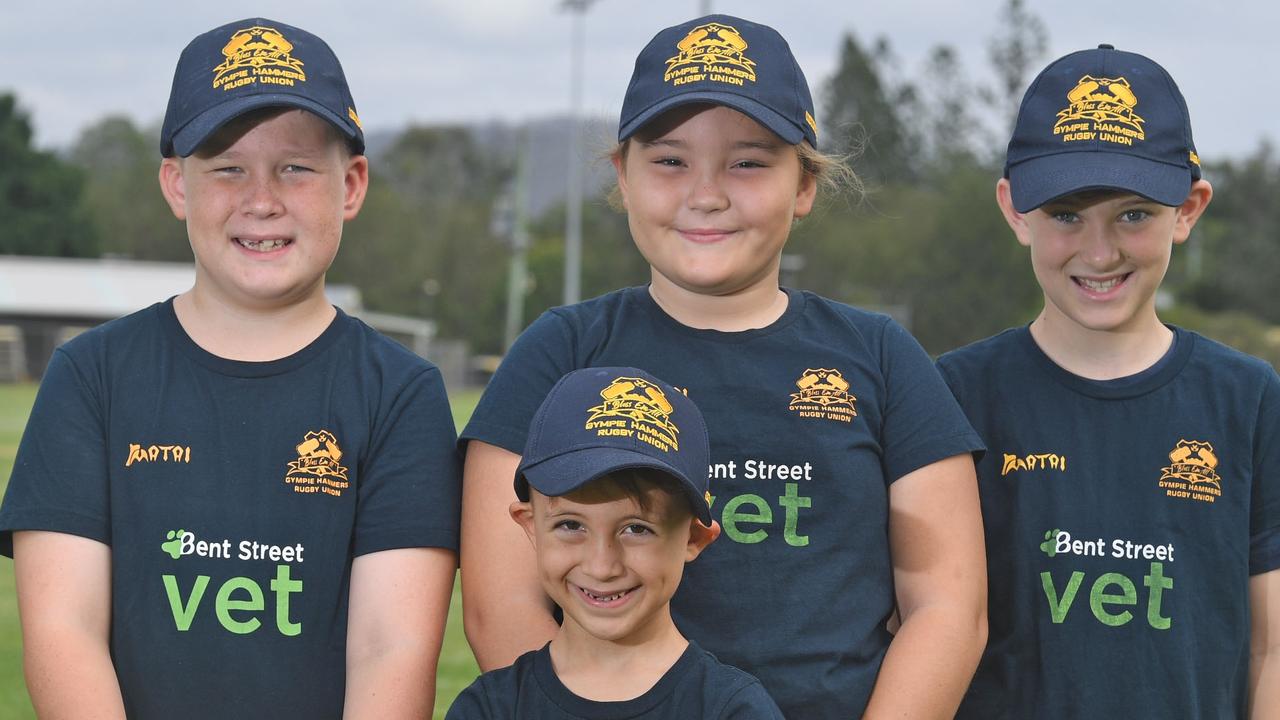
561,0,598,306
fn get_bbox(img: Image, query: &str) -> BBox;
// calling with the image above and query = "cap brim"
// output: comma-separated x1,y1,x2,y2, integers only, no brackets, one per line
1007,152,1192,213
619,91,805,146
517,447,712,525
169,94,361,157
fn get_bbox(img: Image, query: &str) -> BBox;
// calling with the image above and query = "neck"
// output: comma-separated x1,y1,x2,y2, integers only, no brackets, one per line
1029,310,1173,381
173,285,336,362
548,611,688,702
648,274,788,332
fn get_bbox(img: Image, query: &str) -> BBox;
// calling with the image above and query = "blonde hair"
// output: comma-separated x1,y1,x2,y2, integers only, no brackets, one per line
605,137,862,211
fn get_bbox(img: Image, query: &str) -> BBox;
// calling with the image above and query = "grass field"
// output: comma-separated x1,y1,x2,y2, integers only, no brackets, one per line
0,383,484,719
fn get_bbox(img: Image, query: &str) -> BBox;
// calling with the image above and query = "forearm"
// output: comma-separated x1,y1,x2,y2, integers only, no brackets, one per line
462,579,559,671
861,602,986,719
1251,647,1280,720
344,642,437,719
23,627,126,720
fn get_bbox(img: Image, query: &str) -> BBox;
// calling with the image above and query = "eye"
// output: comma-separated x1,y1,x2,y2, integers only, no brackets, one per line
211,165,243,175
1050,210,1080,224
621,523,655,537
283,164,314,174
1119,208,1151,223
651,156,685,168
731,159,767,169
553,519,583,533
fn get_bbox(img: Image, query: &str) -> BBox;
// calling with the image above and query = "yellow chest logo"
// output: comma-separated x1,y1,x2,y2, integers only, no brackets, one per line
1158,439,1222,504
284,430,350,497
212,25,307,91
664,22,757,87
788,368,857,423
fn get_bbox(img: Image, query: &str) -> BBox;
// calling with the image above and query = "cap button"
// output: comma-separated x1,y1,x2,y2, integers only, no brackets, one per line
1097,43,1115,50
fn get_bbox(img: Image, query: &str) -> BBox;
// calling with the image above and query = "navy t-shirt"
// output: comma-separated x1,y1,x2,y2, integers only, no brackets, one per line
445,641,783,719
462,286,983,718
938,325,1280,719
0,300,463,719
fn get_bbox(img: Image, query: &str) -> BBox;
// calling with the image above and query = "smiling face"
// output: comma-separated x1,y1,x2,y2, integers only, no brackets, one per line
996,179,1212,338
614,104,816,300
511,472,718,646
158,108,368,311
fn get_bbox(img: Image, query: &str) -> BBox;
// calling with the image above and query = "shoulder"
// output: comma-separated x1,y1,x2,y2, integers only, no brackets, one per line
684,643,783,717
936,327,1025,380
446,651,538,719
340,312,440,376
793,290,895,335
1180,326,1278,379
57,302,167,359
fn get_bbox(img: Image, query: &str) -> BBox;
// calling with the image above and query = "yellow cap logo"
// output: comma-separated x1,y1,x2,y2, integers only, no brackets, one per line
212,25,307,92
664,22,757,88
1054,75,1145,146
585,377,680,452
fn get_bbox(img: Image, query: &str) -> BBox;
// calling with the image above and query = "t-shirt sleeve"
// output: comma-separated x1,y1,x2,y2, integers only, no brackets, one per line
717,679,786,719
0,348,111,556
878,319,985,483
443,677,494,720
353,366,462,557
1249,365,1280,575
461,310,580,454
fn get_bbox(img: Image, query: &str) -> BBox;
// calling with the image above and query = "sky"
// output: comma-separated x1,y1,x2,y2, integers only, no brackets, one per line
3,1,1276,161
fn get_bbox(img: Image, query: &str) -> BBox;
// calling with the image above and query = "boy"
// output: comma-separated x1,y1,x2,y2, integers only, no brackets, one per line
448,367,783,719
0,19,461,719
937,45,1280,718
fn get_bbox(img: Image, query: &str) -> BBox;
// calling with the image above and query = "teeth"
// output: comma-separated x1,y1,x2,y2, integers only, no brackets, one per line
586,589,626,602
1078,276,1122,292
238,238,288,252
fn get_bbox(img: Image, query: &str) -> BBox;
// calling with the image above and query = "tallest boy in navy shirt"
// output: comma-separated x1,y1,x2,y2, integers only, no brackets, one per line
938,45,1280,718
0,19,462,718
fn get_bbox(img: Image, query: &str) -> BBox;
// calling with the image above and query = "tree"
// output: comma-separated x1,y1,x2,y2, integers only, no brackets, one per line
70,116,190,261
0,93,98,257
820,33,918,186
987,0,1049,135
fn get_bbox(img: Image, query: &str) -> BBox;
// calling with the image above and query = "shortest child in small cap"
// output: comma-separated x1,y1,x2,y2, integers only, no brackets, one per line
447,367,784,720
937,44,1280,719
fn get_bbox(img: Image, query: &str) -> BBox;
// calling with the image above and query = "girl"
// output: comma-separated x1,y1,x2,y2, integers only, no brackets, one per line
460,15,987,718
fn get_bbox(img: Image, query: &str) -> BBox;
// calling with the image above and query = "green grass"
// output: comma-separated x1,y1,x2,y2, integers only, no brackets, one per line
0,384,485,719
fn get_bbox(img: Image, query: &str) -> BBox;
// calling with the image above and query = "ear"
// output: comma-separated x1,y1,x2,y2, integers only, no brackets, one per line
1172,179,1213,245
509,501,537,548
158,158,188,221
684,518,721,562
342,154,370,221
995,178,1033,248
793,170,818,220
611,150,630,211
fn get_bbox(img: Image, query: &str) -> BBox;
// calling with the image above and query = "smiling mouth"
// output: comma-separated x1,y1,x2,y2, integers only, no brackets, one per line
1074,274,1129,293
235,237,291,252
575,585,636,606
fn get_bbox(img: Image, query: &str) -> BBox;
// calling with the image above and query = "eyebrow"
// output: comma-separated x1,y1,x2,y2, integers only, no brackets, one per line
639,139,783,152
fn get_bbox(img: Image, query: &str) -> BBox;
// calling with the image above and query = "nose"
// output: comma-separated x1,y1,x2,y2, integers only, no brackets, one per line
580,533,625,581
1078,223,1123,268
240,174,285,218
686,166,729,213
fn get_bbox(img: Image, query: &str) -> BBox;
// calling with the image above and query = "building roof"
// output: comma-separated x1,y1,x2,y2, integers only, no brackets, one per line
0,255,360,319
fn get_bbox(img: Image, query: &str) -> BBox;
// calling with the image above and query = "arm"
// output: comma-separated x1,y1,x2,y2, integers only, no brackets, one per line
13,531,125,719
862,453,988,720
460,440,558,670
344,546,457,718
1251,568,1280,720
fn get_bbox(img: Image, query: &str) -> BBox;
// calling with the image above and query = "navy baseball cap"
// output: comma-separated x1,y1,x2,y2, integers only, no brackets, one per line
161,19,364,157
1005,44,1200,212
516,367,712,525
619,15,818,148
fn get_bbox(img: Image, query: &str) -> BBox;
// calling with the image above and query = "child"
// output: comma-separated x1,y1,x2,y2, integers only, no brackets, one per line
937,44,1280,718
460,15,988,719
0,19,461,719
447,366,782,718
